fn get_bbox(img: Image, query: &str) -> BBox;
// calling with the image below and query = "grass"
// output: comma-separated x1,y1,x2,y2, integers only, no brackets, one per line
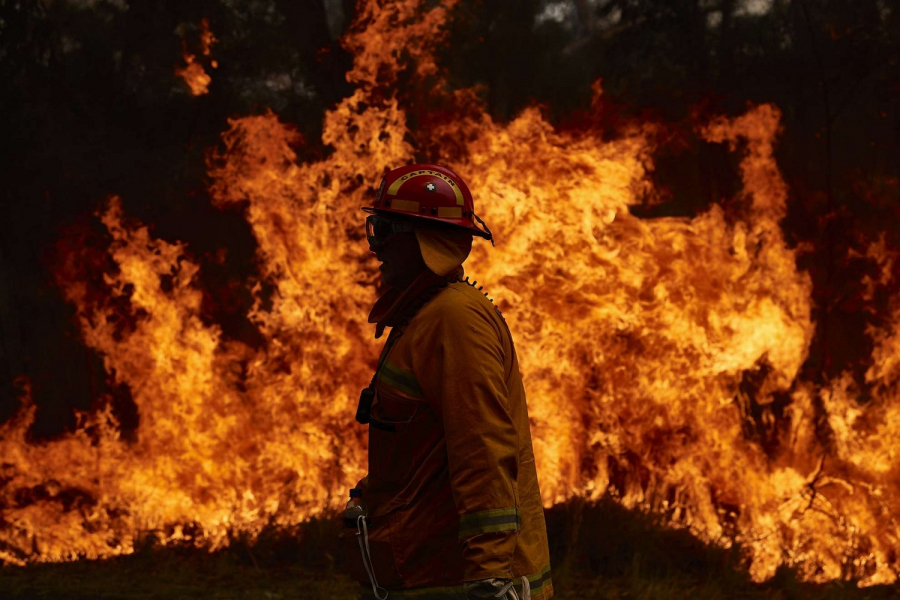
2,499,898,599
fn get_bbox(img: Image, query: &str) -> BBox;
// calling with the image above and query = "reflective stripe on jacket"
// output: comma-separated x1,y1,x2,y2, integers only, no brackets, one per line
347,267,554,599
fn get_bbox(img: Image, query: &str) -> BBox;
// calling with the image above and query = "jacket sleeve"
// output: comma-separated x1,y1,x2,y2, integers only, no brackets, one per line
413,298,519,581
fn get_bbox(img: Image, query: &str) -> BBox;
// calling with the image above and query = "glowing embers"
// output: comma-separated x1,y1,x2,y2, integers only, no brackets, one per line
176,18,218,96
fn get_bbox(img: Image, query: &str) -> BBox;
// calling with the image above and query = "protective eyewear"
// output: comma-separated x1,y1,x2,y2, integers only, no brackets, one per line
366,215,416,249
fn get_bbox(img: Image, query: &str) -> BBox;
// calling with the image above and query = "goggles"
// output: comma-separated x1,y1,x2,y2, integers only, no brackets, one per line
366,215,416,249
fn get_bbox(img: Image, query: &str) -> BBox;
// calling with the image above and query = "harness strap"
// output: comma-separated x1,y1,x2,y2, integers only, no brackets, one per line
357,515,389,599
493,576,530,600
519,575,531,600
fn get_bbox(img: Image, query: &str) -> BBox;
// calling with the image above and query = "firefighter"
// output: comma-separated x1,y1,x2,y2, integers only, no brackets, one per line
346,164,554,600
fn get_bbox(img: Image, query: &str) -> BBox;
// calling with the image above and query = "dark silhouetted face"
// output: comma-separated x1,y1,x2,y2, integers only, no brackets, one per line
369,218,428,290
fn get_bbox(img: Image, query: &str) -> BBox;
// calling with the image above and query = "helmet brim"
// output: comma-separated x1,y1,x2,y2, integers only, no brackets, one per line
361,206,492,240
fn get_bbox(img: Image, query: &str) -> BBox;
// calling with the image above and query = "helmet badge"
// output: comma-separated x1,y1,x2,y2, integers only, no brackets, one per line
425,182,436,192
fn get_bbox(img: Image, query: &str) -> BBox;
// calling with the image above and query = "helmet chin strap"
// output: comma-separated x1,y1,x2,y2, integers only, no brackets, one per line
473,214,495,246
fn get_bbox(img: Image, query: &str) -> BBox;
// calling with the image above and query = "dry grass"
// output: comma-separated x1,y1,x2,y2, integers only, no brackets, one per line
2,499,898,599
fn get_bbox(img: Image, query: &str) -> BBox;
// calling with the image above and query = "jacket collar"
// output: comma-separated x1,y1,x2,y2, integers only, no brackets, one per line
368,266,465,339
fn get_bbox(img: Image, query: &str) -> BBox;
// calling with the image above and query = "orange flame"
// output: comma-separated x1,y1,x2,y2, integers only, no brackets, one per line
176,18,217,96
2,0,899,587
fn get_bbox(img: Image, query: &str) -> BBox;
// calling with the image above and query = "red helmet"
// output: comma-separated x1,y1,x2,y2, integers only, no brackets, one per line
362,163,493,244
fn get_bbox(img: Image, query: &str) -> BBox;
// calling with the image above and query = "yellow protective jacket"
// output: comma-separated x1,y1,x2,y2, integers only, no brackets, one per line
345,266,554,600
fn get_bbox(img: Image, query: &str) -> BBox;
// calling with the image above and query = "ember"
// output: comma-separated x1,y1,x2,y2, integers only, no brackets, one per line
176,18,217,96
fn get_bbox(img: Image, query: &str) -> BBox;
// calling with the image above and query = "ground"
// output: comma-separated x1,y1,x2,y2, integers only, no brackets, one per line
2,499,898,599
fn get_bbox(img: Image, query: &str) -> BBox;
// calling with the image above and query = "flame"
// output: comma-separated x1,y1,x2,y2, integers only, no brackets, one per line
176,18,217,96
2,0,899,587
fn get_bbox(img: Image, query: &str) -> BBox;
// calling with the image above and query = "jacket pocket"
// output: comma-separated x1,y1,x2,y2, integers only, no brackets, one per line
341,516,404,588
368,393,419,485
